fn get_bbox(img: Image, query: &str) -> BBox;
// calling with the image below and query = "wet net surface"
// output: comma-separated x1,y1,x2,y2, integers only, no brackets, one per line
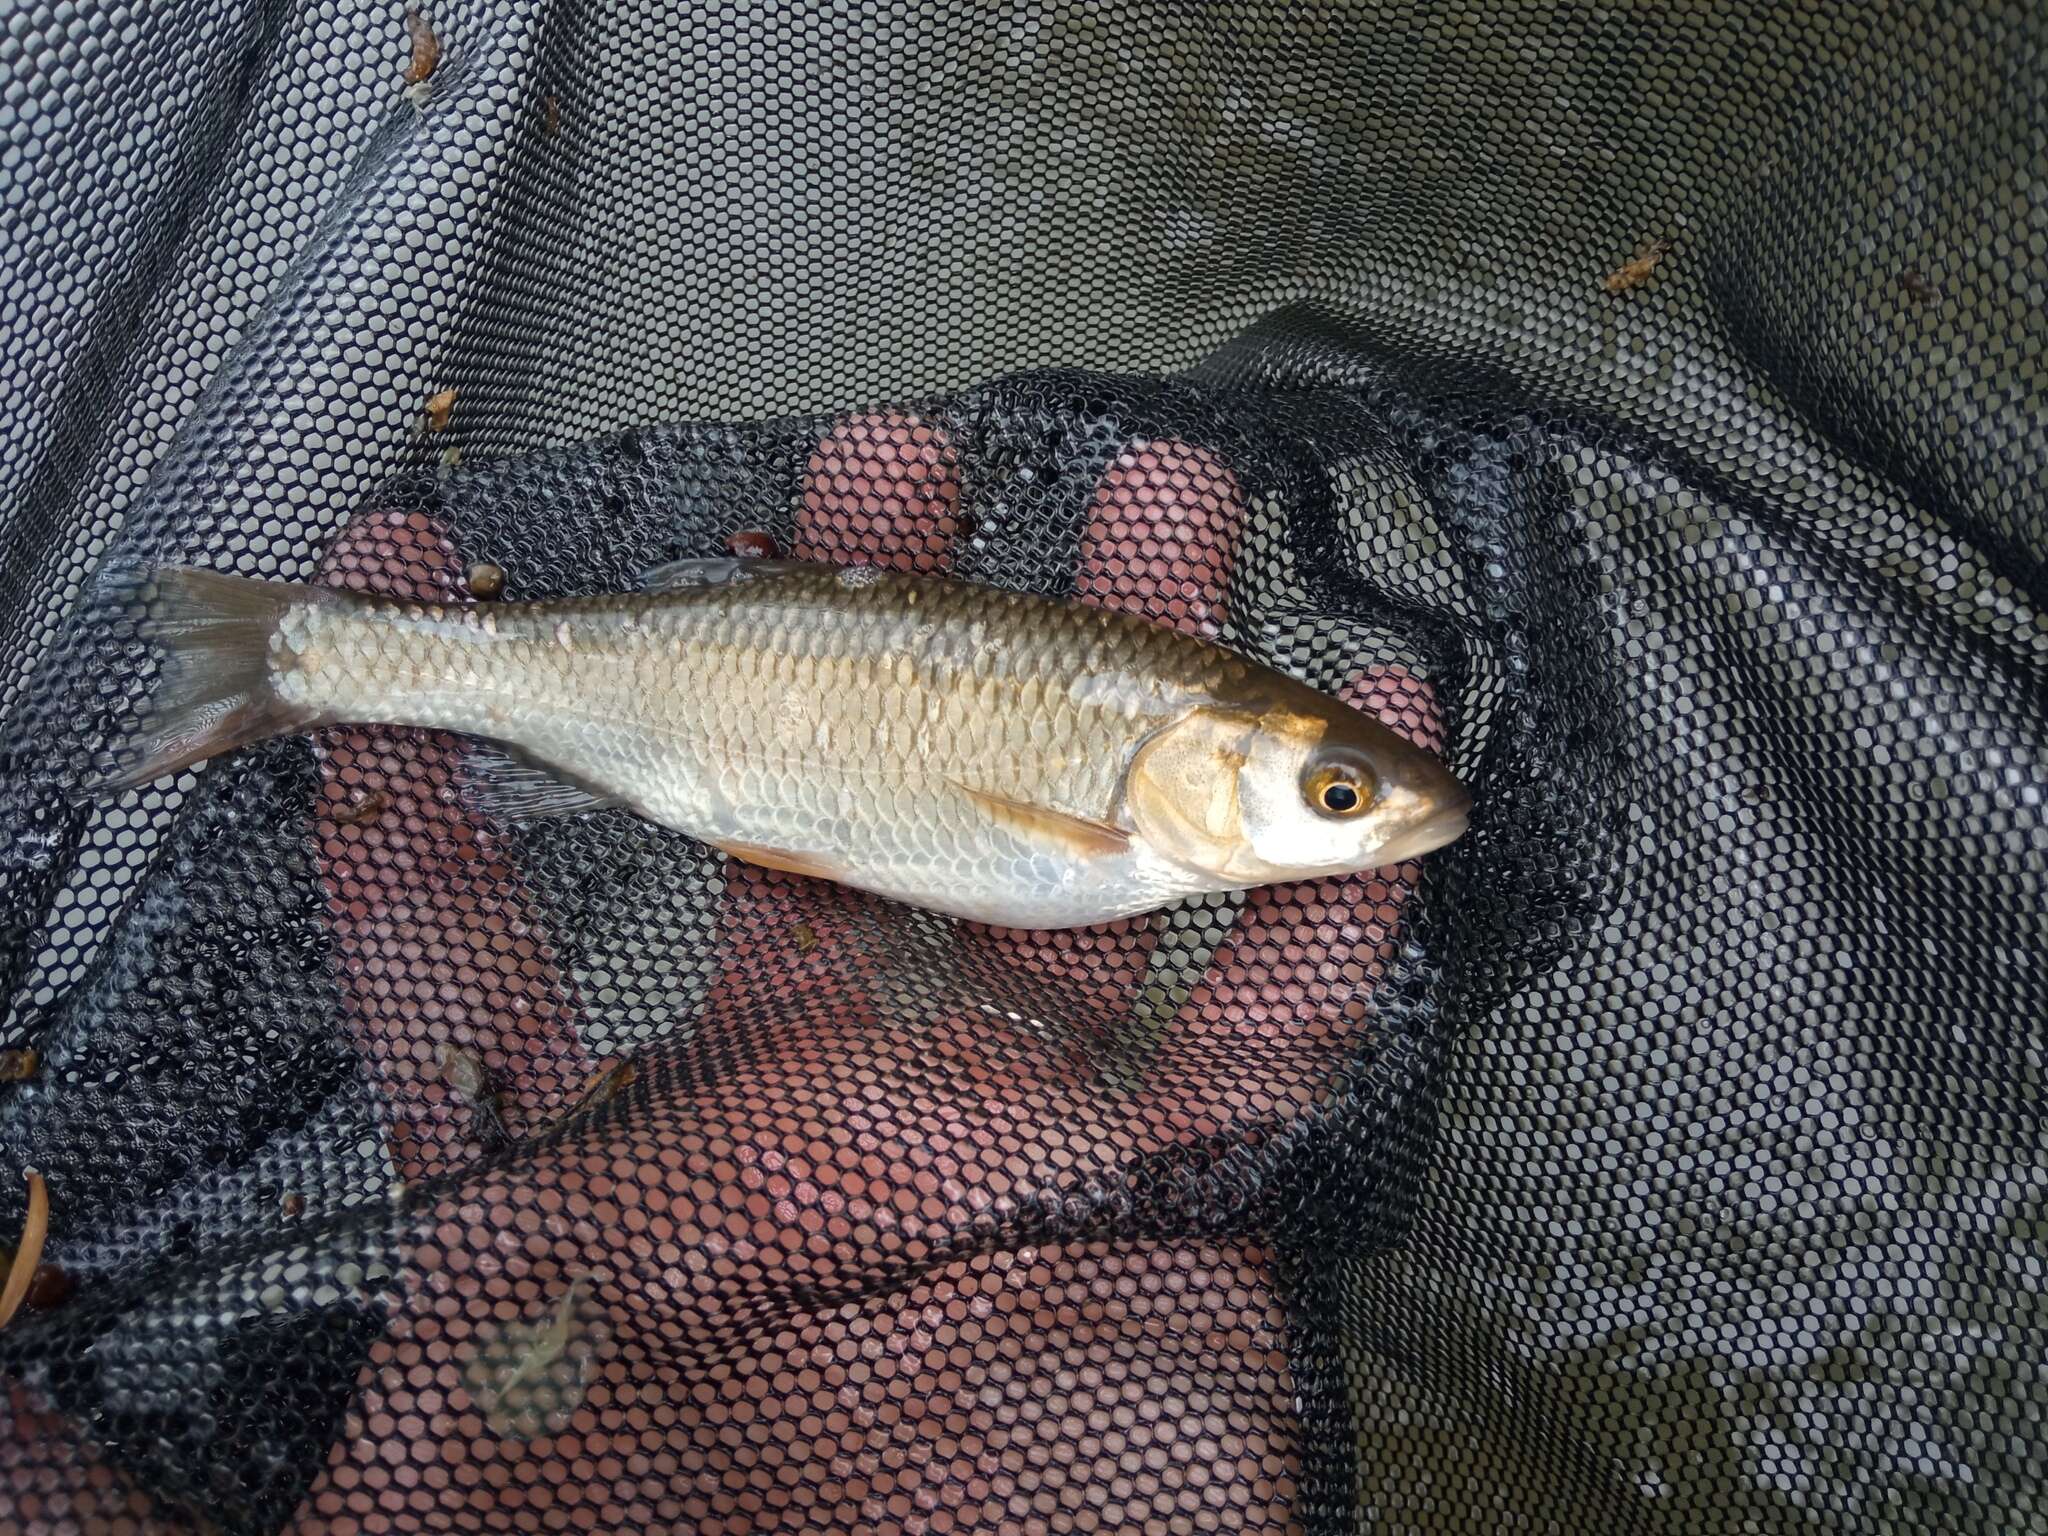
0,3,2043,1533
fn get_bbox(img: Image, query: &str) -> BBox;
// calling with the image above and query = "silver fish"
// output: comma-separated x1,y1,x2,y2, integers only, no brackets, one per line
98,558,1469,929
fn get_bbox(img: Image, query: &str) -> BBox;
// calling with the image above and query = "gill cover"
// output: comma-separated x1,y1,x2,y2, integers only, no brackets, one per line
1123,706,1263,878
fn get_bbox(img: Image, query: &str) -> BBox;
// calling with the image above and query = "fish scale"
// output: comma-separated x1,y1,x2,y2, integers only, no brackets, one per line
288,572,1180,911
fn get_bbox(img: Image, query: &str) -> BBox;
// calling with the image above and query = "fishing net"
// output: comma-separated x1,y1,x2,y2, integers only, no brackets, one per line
0,2,2042,1532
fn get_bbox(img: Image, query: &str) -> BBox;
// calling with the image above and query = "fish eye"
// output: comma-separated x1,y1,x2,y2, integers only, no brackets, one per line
1303,760,1376,819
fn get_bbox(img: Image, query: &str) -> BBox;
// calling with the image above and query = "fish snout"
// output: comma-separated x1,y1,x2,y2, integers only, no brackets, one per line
1374,775,1471,865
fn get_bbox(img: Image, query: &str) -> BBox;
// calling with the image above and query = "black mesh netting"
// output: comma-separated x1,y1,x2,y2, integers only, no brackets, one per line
0,2,2043,1532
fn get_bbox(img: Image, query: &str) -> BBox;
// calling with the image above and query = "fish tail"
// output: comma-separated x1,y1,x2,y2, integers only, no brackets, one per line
92,565,324,790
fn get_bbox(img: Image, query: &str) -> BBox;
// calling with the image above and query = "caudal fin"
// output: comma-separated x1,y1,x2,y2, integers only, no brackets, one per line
92,566,321,791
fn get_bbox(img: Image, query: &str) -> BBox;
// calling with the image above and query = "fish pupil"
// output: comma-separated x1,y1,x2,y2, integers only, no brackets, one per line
1322,782,1359,812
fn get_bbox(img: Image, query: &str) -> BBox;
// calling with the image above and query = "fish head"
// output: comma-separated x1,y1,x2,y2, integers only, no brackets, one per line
1124,684,1469,887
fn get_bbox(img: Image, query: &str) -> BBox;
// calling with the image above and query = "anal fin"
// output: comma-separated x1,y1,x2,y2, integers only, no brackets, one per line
949,781,1131,860
465,746,621,822
639,556,813,593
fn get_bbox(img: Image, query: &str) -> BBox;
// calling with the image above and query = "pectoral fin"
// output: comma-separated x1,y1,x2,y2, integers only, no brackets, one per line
949,782,1131,860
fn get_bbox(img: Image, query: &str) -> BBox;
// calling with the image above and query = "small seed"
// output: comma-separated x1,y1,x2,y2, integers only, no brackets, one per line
282,1192,306,1219
466,561,505,599
23,1264,72,1312
727,529,781,558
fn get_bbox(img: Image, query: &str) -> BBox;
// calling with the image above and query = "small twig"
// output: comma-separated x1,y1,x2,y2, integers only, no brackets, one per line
0,1171,50,1331
572,1057,637,1116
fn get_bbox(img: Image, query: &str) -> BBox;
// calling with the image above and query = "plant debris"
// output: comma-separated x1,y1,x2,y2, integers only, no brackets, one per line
403,8,440,84
1901,268,1939,304
422,388,458,433
1603,237,1673,295
331,787,390,826
437,1042,491,1101
793,921,819,954
543,95,561,138
462,1276,607,1440
438,1042,512,1147
0,1049,38,1083
575,1057,637,1115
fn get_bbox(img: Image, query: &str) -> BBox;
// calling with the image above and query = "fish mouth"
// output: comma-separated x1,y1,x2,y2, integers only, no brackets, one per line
1373,795,1472,865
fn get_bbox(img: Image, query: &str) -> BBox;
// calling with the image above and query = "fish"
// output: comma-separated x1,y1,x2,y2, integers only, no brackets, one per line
93,557,1471,929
